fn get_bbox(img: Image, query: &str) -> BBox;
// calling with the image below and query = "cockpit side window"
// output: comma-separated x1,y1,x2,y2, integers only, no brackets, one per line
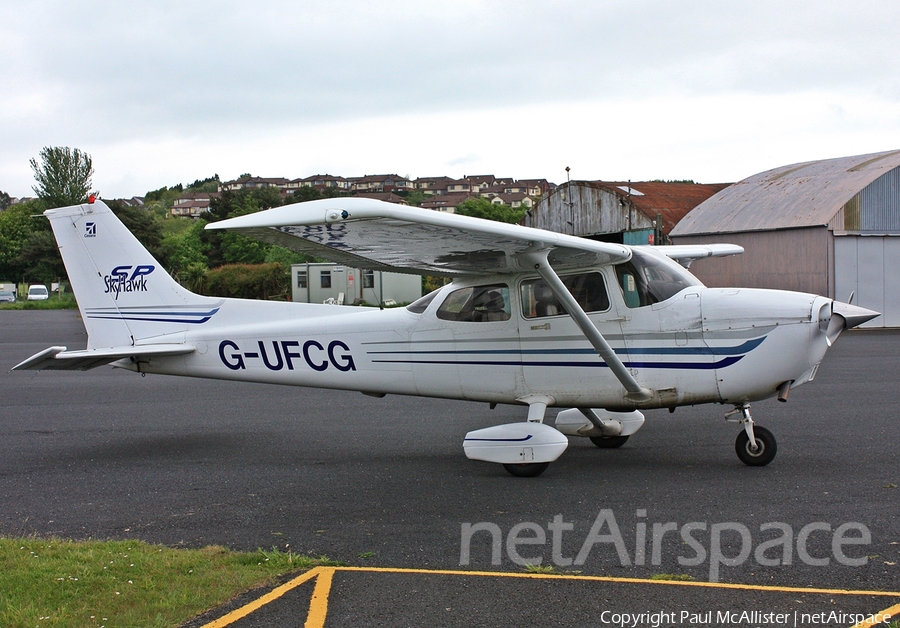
521,272,610,318
437,284,511,322
615,249,702,308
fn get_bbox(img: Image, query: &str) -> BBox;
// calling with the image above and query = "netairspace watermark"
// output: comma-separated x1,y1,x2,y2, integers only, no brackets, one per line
598,610,893,627
459,509,872,582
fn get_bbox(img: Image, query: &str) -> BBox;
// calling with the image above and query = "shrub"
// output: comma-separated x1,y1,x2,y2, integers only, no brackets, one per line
204,263,289,300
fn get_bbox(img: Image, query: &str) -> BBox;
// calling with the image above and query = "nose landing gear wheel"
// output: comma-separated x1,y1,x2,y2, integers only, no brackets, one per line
503,462,550,477
735,426,777,466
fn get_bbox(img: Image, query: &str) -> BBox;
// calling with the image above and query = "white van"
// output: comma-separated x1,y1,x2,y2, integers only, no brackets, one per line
26,284,49,301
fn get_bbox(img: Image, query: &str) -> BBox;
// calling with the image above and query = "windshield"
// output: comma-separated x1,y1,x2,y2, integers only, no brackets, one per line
406,289,441,314
615,249,702,308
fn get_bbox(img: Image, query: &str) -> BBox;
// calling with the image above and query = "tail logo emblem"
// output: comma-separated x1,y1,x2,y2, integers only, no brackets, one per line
84,222,97,237
104,265,155,299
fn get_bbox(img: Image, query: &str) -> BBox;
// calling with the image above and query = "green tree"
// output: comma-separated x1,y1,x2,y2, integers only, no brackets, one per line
455,197,526,224
29,146,94,208
158,219,209,277
0,200,46,281
264,244,312,267
15,229,65,283
144,184,183,204
179,262,209,293
202,187,284,267
284,186,322,204
0,190,11,210
400,189,428,207
107,200,166,265
205,263,289,300
205,187,281,222
186,175,220,193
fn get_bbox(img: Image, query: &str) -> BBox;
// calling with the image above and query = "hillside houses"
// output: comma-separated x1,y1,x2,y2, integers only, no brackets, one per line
194,173,554,216
220,176,290,192
170,192,219,217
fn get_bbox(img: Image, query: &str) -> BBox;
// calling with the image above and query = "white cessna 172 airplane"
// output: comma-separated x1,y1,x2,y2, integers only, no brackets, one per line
14,197,878,476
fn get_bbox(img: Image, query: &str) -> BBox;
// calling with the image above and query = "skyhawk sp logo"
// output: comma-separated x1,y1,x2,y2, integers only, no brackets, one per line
104,265,155,299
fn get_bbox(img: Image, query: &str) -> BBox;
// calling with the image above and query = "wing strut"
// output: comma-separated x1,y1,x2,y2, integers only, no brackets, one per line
519,248,652,403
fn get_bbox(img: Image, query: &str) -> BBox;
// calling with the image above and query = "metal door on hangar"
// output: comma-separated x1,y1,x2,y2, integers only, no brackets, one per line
833,235,900,327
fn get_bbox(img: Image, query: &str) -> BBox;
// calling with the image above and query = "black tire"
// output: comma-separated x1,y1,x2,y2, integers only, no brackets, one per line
735,426,777,466
590,435,630,449
503,462,550,477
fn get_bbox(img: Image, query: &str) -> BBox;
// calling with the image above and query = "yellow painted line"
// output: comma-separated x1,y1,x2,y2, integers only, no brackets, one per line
199,567,323,628
198,565,900,628
335,566,900,597
850,602,900,628
305,567,335,628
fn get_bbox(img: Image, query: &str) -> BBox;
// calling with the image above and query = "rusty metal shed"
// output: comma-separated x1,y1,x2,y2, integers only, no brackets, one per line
671,149,900,327
524,180,729,245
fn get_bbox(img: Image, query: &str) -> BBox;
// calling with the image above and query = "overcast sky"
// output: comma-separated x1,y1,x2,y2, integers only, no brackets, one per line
2,0,898,198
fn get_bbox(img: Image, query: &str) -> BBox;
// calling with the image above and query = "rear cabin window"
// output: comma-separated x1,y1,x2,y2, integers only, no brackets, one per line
521,272,610,318
437,284,511,322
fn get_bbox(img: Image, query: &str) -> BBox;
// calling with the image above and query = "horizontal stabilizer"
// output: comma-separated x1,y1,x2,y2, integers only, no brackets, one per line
12,344,195,371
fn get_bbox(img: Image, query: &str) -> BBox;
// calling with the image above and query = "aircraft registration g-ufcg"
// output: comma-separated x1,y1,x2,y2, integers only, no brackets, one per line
14,197,878,476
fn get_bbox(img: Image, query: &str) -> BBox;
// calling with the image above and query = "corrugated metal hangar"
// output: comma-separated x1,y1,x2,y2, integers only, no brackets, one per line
671,149,900,327
524,181,728,245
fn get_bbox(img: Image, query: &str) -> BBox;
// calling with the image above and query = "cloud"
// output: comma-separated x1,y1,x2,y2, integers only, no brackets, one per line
2,0,899,196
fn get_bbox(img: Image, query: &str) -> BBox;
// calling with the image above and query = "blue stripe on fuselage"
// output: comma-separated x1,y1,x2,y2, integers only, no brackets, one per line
366,336,763,370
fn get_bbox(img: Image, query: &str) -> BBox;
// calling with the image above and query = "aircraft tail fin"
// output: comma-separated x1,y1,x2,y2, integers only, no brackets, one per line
45,200,221,349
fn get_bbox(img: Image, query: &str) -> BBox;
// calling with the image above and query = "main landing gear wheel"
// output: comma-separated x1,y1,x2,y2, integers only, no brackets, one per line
735,426,777,466
590,435,629,449
503,462,550,477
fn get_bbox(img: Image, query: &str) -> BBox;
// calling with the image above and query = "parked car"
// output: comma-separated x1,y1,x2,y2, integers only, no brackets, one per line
26,285,49,301
0,290,15,303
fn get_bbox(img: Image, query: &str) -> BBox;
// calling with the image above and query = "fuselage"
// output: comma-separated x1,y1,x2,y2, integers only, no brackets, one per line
125,262,832,412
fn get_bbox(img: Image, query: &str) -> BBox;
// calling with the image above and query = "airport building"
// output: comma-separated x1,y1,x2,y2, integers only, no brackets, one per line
671,150,900,327
524,181,729,245
291,263,422,306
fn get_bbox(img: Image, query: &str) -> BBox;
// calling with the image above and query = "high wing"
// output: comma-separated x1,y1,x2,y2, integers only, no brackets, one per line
206,198,632,276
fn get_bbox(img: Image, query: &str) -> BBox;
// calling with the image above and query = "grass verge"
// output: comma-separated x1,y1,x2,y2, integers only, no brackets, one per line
0,537,331,628
0,297,79,310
